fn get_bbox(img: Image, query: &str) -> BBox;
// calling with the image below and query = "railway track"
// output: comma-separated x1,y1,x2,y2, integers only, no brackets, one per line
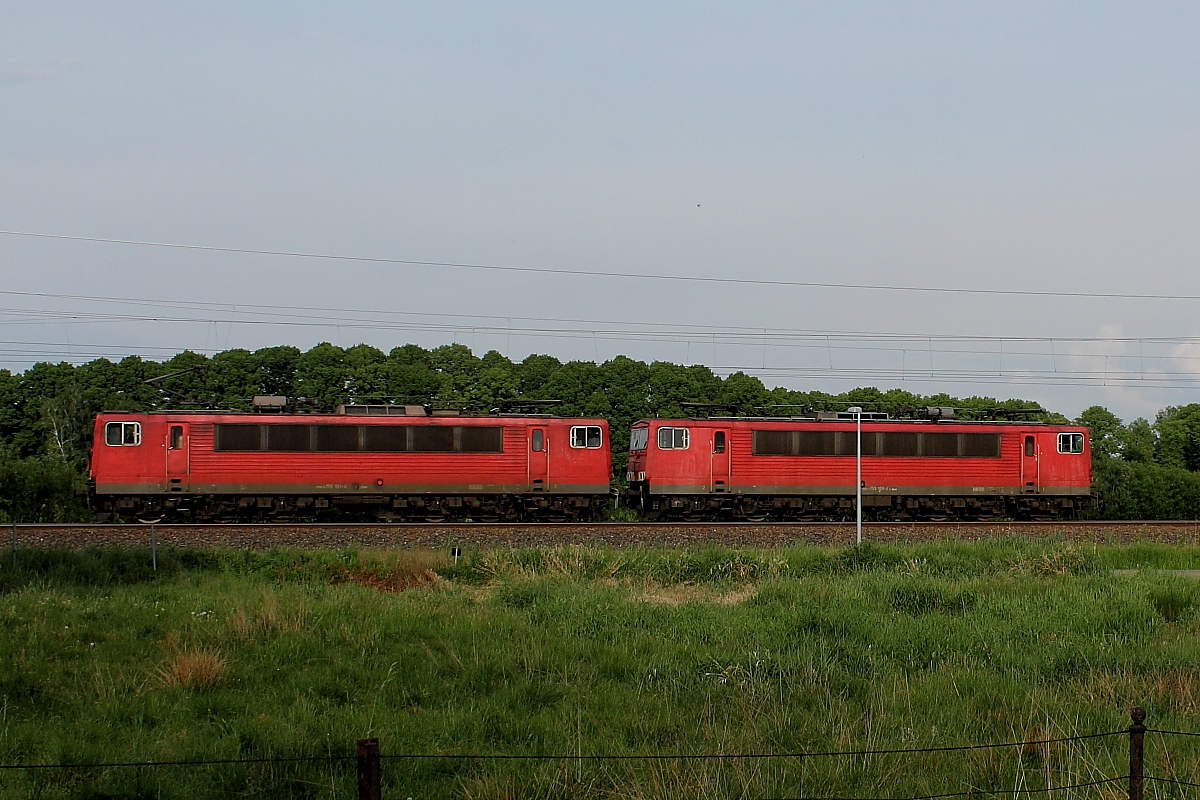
7,520,1200,550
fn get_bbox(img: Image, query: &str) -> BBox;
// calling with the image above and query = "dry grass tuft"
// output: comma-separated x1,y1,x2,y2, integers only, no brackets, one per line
476,546,622,579
633,583,757,606
229,588,305,638
343,551,442,593
1010,545,1095,576
1077,668,1200,714
1016,723,1063,764
156,645,226,689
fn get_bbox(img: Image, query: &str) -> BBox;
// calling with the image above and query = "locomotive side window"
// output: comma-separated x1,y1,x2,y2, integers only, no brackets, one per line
266,425,310,451
881,432,919,457
215,424,263,451
1058,433,1085,454
570,426,603,449
657,427,688,450
752,430,791,455
713,431,726,453
216,423,504,453
629,428,648,451
923,433,959,457
105,422,141,446
460,427,504,453
412,426,455,452
169,426,183,449
837,431,878,456
532,429,544,452
753,430,839,455
751,429,1000,457
314,425,361,452
959,434,1001,458
364,426,409,451
1025,436,1035,457
797,431,836,455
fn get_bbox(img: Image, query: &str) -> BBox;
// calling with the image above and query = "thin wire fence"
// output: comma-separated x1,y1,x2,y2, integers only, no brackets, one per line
1,709,1194,799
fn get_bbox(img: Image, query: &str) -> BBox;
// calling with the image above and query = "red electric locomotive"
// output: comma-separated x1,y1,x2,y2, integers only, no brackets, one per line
90,405,611,521
626,413,1091,520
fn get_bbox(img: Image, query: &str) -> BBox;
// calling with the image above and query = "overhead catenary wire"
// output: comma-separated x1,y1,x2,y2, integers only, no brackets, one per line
3,341,1200,389
1,228,1198,302
7,287,1200,344
2,271,1199,390
6,305,1200,361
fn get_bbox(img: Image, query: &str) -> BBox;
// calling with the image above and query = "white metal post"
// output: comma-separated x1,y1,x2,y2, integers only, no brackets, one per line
848,407,863,546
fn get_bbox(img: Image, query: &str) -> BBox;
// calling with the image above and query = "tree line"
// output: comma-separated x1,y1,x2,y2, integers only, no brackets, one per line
0,340,1195,520
1075,404,1200,520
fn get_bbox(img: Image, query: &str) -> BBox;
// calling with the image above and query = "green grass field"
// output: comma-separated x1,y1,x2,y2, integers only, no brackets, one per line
3,539,1200,799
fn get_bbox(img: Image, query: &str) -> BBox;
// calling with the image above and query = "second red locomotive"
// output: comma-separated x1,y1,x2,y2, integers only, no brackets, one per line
90,405,612,521
626,413,1091,520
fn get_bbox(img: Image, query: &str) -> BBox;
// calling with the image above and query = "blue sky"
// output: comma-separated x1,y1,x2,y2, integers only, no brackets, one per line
3,2,1200,421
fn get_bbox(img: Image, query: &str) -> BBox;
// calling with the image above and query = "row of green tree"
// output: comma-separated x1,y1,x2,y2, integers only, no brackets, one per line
2,340,1199,520
1075,405,1200,519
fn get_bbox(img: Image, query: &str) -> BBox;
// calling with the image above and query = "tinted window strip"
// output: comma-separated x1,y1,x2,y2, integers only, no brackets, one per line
751,429,1001,457
215,424,506,453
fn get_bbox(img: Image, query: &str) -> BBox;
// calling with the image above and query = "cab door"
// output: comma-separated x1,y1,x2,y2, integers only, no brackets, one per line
166,423,189,492
711,429,730,492
529,427,548,492
1020,434,1039,493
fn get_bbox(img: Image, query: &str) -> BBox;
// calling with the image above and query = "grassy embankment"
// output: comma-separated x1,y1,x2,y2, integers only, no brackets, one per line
4,539,1200,799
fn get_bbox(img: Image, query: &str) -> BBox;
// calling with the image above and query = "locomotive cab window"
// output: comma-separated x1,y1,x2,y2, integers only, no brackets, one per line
1025,436,1036,457
713,431,726,453
532,429,544,452
105,421,141,446
570,426,603,449
1058,433,1085,454
629,428,648,451
169,426,183,449
658,427,689,450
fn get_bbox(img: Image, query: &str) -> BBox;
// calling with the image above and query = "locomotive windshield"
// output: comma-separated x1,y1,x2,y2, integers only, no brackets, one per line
629,428,648,451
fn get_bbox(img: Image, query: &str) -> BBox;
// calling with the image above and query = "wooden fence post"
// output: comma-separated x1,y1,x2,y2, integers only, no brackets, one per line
357,737,381,800
1129,706,1146,800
